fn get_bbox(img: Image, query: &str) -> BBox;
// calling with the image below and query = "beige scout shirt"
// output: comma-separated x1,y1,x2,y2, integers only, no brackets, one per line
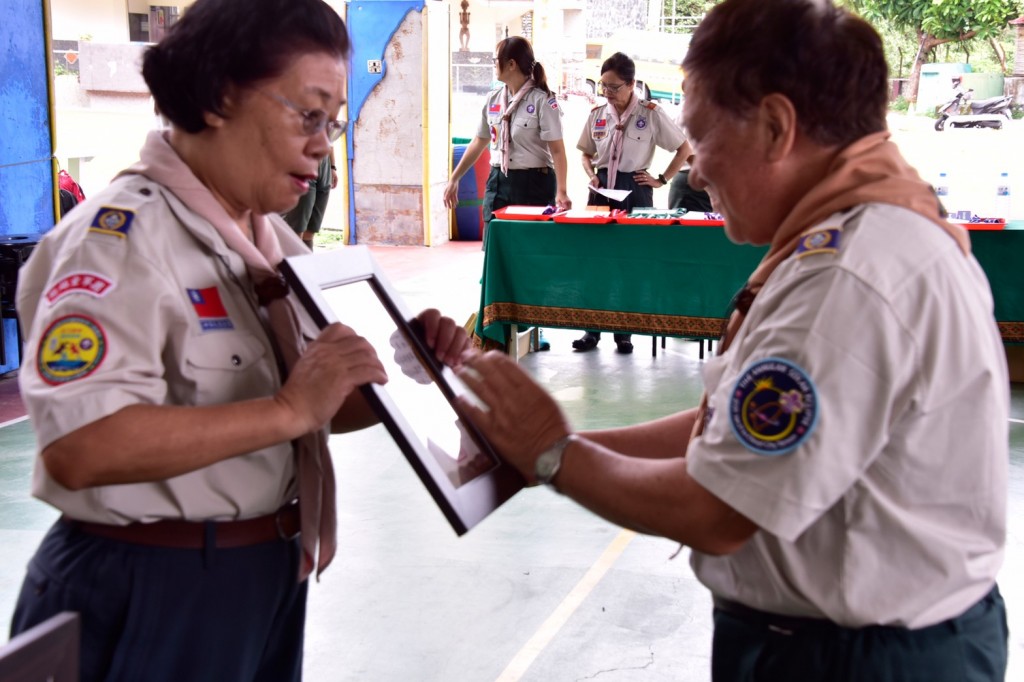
576,99,684,172
474,86,564,170
17,174,314,524
687,205,1007,629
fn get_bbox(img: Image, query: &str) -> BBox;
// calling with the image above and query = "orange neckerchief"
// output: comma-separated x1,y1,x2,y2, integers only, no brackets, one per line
689,131,970,440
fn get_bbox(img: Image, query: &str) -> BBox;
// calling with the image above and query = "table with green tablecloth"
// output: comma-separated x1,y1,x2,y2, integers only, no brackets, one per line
476,219,1024,350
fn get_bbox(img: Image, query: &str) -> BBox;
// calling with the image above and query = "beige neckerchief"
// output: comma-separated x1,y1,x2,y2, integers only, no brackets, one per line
119,130,337,582
689,131,970,441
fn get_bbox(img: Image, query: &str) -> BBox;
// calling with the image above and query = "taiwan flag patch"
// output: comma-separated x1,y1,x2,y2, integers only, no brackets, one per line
187,287,234,331
489,103,501,115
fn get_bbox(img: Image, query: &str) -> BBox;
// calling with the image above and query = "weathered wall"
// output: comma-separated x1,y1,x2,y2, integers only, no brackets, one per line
352,4,451,245
585,0,648,39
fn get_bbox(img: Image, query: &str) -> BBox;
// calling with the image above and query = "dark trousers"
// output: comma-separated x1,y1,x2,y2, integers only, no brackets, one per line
483,166,556,223
668,169,713,212
10,520,308,682
711,586,1008,682
580,167,652,344
283,155,332,237
586,168,653,213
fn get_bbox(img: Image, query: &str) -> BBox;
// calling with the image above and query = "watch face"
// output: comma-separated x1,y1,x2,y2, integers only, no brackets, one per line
535,450,559,483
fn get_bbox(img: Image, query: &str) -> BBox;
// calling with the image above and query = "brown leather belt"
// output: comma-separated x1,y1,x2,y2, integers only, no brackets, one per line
61,501,300,549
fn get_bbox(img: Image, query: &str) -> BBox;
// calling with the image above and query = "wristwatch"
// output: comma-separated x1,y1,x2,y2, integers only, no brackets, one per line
657,173,668,186
534,434,579,487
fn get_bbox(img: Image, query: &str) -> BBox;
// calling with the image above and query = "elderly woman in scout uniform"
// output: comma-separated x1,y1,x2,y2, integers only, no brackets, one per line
573,51,691,354
443,36,572,222
10,1,469,680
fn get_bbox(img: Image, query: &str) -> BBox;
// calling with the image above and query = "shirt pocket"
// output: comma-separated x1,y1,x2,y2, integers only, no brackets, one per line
185,331,271,405
626,123,654,146
515,113,540,133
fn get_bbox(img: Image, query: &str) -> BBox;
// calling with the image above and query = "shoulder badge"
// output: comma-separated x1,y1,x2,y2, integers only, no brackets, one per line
729,357,818,456
795,227,842,258
547,96,559,110
37,315,107,385
88,206,135,239
643,101,657,110
45,272,115,306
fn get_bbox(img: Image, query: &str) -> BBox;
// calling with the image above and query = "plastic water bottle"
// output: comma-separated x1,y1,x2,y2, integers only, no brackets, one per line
994,171,1011,220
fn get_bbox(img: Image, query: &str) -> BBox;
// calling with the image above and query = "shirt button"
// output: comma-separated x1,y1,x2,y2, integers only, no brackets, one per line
231,355,242,366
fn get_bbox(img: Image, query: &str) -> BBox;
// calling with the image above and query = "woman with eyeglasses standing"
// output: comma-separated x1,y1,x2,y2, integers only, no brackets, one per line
572,52,690,353
9,1,470,679
444,36,572,225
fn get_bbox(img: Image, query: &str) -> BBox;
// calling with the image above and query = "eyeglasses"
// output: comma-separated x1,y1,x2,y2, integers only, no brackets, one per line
599,81,629,95
257,90,346,142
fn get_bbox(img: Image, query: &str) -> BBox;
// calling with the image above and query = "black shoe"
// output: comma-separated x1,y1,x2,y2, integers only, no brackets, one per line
572,333,599,352
615,340,634,354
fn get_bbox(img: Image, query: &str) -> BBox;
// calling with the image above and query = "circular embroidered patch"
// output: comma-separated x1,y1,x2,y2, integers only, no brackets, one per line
729,357,817,455
635,117,647,129
526,104,535,114
37,315,107,385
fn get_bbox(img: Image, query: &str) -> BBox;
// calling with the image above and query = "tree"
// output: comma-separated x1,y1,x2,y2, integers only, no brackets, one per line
846,0,1023,104
660,0,720,33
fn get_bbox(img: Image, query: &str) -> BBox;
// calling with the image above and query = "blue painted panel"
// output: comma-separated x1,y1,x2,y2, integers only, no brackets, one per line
0,160,54,238
345,0,424,244
347,1,423,123
0,160,53,372
0,319,22,375
0,0,51,165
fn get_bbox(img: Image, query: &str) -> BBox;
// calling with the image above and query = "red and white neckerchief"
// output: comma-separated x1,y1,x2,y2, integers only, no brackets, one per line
500,79,536,176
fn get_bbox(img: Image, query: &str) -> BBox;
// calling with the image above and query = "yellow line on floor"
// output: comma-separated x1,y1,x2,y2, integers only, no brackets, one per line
495,528,637,682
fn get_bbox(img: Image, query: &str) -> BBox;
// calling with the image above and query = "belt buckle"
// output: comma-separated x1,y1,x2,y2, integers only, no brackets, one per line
275,505,299,541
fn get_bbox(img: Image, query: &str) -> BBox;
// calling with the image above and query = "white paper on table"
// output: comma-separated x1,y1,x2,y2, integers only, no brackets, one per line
499,205,551,216
593,187,631,202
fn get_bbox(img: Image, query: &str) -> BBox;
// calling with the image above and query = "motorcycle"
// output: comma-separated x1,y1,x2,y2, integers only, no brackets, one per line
934,88,1012,131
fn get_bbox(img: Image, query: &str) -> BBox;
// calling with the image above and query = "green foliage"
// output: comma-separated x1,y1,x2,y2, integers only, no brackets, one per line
660,0,720,31
889,95,911,112
315,229,346,250
848,0,1022,41
1012,105,1024,120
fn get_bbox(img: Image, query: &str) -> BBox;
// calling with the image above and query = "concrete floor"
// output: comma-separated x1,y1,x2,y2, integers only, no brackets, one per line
1,242,1022,681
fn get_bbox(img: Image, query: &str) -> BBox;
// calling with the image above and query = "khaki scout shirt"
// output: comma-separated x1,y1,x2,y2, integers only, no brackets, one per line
474,86,564,170
577,99,684,172
687,205,1007,628
17,174,314,524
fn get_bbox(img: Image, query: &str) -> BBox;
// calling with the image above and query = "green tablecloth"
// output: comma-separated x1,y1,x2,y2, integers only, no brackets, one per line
477,219,1024,345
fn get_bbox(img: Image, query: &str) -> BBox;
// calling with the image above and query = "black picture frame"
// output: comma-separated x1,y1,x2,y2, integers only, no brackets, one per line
280,246,524,535
0,611,80,682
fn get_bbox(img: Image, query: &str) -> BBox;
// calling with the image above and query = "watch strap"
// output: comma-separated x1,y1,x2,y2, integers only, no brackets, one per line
534,434,579,487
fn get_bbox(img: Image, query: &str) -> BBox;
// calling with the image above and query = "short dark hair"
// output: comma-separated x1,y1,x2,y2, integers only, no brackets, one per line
496,36,552,96
142,0,351,133
683,0,888,146
601,52,636,83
